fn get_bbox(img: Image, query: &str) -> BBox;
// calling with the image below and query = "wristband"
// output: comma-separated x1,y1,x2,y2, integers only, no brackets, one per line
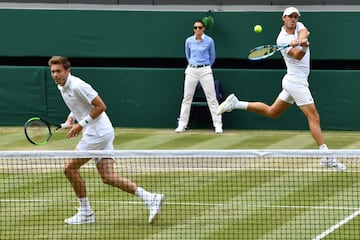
79,115,93,127
301,46,308,53
60,123,70,129
68,112,74,119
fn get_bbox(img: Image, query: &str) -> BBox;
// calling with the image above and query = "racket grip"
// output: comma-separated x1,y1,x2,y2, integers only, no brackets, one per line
60,123,70,129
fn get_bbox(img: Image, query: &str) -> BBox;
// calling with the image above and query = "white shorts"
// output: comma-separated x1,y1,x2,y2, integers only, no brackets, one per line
76,131,114,164
279,74,314,106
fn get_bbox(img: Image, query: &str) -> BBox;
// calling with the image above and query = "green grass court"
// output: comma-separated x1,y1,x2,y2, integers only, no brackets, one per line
2,127,360,150
0,127,360,239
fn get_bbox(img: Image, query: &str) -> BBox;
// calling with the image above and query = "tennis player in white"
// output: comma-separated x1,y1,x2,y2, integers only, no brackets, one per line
48,56,164,225
216,7,346,171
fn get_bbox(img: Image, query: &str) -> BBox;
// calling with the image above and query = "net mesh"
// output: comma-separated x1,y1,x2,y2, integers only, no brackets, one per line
0,150,359,240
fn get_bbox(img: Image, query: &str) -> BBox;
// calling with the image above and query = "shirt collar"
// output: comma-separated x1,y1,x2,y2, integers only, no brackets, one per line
281,25,296,35
193,33,205,41
58,73,72,92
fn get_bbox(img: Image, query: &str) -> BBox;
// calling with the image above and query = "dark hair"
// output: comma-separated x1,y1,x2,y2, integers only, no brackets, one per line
48,56,71,69
193,19,205,27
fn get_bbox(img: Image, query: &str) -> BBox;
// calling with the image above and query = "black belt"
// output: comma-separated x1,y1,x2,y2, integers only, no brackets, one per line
188,64,210,68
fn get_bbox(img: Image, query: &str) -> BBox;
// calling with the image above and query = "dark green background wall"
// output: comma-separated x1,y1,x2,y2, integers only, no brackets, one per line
0,8,359,130
0,9,358,59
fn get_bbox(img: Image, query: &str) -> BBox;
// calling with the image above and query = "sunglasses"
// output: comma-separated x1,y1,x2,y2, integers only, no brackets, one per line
193,26,203,30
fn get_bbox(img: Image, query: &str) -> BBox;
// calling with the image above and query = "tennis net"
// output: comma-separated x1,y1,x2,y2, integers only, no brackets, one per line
0,149,359,240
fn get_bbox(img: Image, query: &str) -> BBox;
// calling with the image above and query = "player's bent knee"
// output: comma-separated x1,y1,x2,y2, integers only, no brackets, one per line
63,165,71,175
63,166,75,178
267,111,282,119
101,176,116,186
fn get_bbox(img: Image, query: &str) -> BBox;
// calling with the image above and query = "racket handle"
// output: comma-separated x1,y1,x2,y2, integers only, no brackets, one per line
59,123,70,129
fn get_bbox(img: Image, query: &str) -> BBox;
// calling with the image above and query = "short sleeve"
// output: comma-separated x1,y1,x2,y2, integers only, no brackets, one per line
76,81,98,104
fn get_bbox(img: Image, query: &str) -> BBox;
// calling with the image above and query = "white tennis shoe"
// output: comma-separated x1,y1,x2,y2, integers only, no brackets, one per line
216,94,238,115
64,208,95,224
320,157,346,171
147,193,164,224
215,125,223,134
175,126,186,133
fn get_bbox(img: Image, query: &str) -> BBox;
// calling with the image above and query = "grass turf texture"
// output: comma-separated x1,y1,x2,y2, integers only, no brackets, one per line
1,127,360,150
1,169,359,239
1,127,360,239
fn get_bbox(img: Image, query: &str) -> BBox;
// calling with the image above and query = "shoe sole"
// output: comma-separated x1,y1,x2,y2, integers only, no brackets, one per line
332,164,346,172
320,162,346,172
149,195,164,224
216,94,235,115
175,130,185,133
64,219,95,225
216,104,226,115
175,127,186,133
64,215,95,225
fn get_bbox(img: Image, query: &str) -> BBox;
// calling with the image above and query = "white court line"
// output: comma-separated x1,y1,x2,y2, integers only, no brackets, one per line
312,209,360,240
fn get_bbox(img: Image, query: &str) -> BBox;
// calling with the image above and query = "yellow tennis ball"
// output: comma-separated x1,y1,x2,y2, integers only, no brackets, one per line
254,24,262,33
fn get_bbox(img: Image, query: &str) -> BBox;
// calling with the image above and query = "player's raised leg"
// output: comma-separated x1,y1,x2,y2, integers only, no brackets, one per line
217,94,287,118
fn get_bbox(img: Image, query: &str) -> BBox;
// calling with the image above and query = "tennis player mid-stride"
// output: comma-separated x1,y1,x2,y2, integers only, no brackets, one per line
48,56,164,224
216,7,346,171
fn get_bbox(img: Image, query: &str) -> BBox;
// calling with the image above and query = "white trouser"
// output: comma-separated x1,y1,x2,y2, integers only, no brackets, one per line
178,65,222,128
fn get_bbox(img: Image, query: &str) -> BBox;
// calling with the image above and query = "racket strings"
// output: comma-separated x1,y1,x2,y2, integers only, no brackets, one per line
25,120,51,145
248,46,275,59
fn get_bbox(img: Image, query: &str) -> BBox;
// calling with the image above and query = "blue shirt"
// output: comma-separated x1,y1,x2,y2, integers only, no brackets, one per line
185,34,216,66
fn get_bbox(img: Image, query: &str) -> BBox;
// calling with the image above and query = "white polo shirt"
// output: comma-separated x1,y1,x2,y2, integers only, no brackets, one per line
276,22,310,81
58,74,113,136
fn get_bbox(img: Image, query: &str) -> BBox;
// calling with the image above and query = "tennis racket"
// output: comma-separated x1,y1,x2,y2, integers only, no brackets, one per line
24,117,68,145
247,44,289,61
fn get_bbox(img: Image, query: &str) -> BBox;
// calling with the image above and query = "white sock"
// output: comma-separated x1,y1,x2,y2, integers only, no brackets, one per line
235,101,249,110
135,187,152,202
319,144,337,162
78,197,91,210
319,144,328,150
